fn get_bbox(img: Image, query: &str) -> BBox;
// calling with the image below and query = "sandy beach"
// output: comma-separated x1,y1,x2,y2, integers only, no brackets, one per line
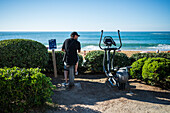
80,50,169,58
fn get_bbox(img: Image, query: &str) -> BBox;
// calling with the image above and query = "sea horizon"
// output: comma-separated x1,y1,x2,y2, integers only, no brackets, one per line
0,30,170,32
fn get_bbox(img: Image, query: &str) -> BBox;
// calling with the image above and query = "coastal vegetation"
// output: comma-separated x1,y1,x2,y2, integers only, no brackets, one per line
130,52,170,63
0,39,49,68
142,57,170,89
0,67,56,113
130,57,148,79
84,50,130,73
130,57,170,89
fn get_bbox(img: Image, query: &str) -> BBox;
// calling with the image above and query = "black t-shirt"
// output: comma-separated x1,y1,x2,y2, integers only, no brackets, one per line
62,38,81,65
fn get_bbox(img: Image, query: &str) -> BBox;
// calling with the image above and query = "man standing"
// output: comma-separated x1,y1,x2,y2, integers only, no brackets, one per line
62,32,81,87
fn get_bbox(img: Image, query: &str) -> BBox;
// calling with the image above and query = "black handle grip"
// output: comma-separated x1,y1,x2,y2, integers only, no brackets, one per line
99,30,104,50
117,30,122,49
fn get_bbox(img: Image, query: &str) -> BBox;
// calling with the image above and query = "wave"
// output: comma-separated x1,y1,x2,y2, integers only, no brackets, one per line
82,44,170,51
45,44,170,51
151,33,170,35
82,45,100,50
147,44,170,50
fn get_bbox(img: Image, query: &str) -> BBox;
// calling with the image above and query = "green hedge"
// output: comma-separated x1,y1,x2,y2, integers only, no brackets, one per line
46,51,84,74
130,57,147,79
142,58,170,88
46,51,64,74
84,51,104,73
0,67,56,113
0,39,49,68
84,50,130,73
113,51,131,68
130,53,170,64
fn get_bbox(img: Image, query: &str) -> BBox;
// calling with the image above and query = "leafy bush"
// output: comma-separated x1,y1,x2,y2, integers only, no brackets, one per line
0,39,49,68
130,57,147,79
46,51,84,74
0,67,56,113
84,51,104,73
77,54,87,73
142,58,170,88
46,51,64,74
130,53,170,64
84,50,130,73
113,51,131,68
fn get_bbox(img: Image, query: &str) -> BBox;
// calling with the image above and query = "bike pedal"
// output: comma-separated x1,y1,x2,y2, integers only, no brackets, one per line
108,73,113,77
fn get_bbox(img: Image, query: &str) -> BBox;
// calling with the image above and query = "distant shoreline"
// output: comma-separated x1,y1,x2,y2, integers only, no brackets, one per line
79,50,169,58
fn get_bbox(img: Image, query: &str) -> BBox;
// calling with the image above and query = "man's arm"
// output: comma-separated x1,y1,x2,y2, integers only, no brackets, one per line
78,42,81,53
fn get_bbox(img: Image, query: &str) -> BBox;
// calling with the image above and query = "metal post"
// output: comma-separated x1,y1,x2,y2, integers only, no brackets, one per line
69,65,75,86
107,50,111,72
52,49,57,78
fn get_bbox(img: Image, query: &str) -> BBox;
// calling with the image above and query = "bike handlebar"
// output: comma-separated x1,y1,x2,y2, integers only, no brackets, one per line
99,30,122,50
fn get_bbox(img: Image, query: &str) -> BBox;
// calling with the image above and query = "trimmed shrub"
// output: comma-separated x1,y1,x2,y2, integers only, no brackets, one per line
113,51,131,68
46,51,64,74
0,67,56,113
84,50,130,73
130,57,147,79
142,58,170,88
84,51,104,73
77,54,86,73
130,53,170,64
46,51,84,74
0,39,49,68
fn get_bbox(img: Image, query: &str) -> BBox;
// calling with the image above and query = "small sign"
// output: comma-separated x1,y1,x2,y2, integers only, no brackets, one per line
49,39,57,49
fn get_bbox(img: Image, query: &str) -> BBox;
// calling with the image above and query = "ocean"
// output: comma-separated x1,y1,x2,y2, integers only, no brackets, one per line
0,31,170,51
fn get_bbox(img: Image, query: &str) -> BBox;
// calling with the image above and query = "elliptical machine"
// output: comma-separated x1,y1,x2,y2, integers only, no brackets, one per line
99,30,129,90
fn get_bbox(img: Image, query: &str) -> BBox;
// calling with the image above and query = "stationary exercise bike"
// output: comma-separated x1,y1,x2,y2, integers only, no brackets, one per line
99,30,129,90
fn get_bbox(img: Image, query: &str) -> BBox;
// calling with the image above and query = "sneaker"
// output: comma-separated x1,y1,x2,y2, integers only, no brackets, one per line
75,71,78,76
62,82,69,87
65,83,69,86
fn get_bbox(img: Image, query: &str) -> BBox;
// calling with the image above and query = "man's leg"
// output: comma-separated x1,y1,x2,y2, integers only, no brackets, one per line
75,62,78,73
64,70,68,83
75,55,79,75
64,62,69,85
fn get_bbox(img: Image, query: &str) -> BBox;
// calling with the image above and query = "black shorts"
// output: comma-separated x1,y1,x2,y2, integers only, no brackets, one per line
64,55,79,71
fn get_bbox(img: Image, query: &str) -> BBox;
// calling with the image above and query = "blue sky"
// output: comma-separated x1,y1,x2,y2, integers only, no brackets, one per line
0,0,170,31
